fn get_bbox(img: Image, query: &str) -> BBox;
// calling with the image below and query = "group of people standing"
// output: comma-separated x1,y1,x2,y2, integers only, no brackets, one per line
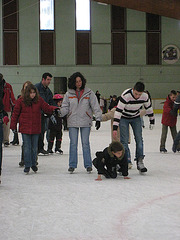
1,71,179,183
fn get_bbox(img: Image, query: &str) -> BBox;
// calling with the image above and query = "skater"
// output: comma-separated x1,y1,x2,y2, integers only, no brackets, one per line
0,74,9,183
160,90,178,153
113,82,155,173
60,72,102,173
93,141,130,181
35,73,54,155
10,84,57,174
102,106,133,169
0,73,16,147
48,94,63,154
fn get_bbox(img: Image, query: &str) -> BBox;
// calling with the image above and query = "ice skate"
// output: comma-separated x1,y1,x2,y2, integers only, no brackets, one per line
68,167,75,173
137,158,147,173
24,167,30,174
31,166,38,173
55,148,63,154
86,167,92,173
160,148,167,153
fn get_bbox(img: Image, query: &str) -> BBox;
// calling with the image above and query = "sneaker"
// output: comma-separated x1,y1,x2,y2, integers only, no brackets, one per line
160,148,167,153
128,162,133,169
4,142,10,147
24,167,30,173
38,149,49,155
68,167,75,173
86,167,92,173
48,149,54,154
31,166,38,172
55,149,63,154
137,159,147,172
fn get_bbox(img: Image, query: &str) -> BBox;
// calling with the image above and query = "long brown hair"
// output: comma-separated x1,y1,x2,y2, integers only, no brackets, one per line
23,84,39,106
21,81,32,97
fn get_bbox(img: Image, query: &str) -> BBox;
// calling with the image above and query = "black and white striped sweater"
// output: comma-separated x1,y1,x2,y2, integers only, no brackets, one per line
113,88,154,130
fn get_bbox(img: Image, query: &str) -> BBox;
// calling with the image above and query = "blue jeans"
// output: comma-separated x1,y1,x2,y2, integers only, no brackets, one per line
119,117,144,161
22,134,39,168
0,119,3,176
69,127,92,168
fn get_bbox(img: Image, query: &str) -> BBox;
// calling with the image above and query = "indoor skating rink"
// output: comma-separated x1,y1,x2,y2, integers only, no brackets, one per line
0,114,180,240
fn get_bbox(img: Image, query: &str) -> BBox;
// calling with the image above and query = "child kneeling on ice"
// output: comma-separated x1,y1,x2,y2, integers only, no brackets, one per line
93,141,130,181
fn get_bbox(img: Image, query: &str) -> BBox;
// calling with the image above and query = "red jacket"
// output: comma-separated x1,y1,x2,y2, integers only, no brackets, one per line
10,97,57,134
161,95,177,127
3,81,16,112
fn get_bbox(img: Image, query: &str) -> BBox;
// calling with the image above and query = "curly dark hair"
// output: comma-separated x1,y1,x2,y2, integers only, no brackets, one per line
68,72,86,90
23,84,39,106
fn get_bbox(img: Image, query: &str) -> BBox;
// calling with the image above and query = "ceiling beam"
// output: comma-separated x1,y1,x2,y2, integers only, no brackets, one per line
92,0,180,20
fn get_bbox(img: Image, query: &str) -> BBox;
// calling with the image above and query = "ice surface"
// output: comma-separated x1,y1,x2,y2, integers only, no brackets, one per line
0,114,180,240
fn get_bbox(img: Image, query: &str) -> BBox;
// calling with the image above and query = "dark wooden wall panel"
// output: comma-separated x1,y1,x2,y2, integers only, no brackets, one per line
147,33,161,65
112,33,126,65
3,32,18,65
40,31,55,65
76,32,90,65
92,0,180,20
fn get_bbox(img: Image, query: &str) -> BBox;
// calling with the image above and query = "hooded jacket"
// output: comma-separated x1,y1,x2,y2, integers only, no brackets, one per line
2,80,16,112
162,95,177,127
10,97,56,134
94,142,128,177
60,87,102,127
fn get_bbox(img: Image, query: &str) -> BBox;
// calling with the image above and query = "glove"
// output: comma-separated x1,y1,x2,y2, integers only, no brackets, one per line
95,121,101,130
3,116,9,125
149,119,155,130
53,108,61,117
12,129,17,133
50,115,57,125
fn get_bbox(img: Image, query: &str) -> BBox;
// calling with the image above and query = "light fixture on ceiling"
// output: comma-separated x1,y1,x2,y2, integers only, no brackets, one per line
97,2,108,6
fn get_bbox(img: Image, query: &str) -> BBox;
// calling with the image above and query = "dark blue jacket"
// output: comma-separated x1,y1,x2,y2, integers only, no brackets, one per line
35,82,54,106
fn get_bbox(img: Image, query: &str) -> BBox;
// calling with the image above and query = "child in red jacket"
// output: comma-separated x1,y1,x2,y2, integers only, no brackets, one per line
10,84,57,174
160,90,177,153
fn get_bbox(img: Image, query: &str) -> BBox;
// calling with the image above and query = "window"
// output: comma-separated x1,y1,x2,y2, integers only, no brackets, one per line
76,0,90,30
40,0,55,65
40,0,54,30
76,0,91,65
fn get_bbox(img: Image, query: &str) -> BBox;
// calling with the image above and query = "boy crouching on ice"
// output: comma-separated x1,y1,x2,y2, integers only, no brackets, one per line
93,141,130,181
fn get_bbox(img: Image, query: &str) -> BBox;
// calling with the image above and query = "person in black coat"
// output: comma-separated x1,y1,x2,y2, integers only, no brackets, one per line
47,94,63,154
93,141,130,181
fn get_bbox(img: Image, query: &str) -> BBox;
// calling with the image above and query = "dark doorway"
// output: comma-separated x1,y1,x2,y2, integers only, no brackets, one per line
54,77,67,94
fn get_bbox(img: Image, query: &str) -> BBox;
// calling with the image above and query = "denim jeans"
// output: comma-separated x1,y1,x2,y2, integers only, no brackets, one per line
22,133,39,168
119,117,144,161
69,127,92,168
0,119,3,176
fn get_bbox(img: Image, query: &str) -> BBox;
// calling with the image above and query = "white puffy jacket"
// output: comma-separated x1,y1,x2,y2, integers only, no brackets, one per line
60,87,102,128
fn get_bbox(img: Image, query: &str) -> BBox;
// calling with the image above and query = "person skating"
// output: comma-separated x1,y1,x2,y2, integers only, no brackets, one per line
93,141,130,181
113,82,155,173
48,94,63,154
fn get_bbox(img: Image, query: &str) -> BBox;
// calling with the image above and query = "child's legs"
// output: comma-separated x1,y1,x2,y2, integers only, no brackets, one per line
69,127,79,168
22,134,32,168
55,130,62,149
80,127,92,168
48,129,56,150
31,134,39,166
160,125,168,149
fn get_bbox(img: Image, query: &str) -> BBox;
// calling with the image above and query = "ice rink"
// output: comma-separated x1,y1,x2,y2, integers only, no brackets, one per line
0,114,180,240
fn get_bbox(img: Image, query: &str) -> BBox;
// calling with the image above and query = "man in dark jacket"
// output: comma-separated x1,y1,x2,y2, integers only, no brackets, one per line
35,72,54,155
93,141,130,181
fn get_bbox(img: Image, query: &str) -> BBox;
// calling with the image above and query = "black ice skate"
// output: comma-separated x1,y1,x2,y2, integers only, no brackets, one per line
160,148,167,153
68,167,75,173
55,148,63,154
137,157,147,173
